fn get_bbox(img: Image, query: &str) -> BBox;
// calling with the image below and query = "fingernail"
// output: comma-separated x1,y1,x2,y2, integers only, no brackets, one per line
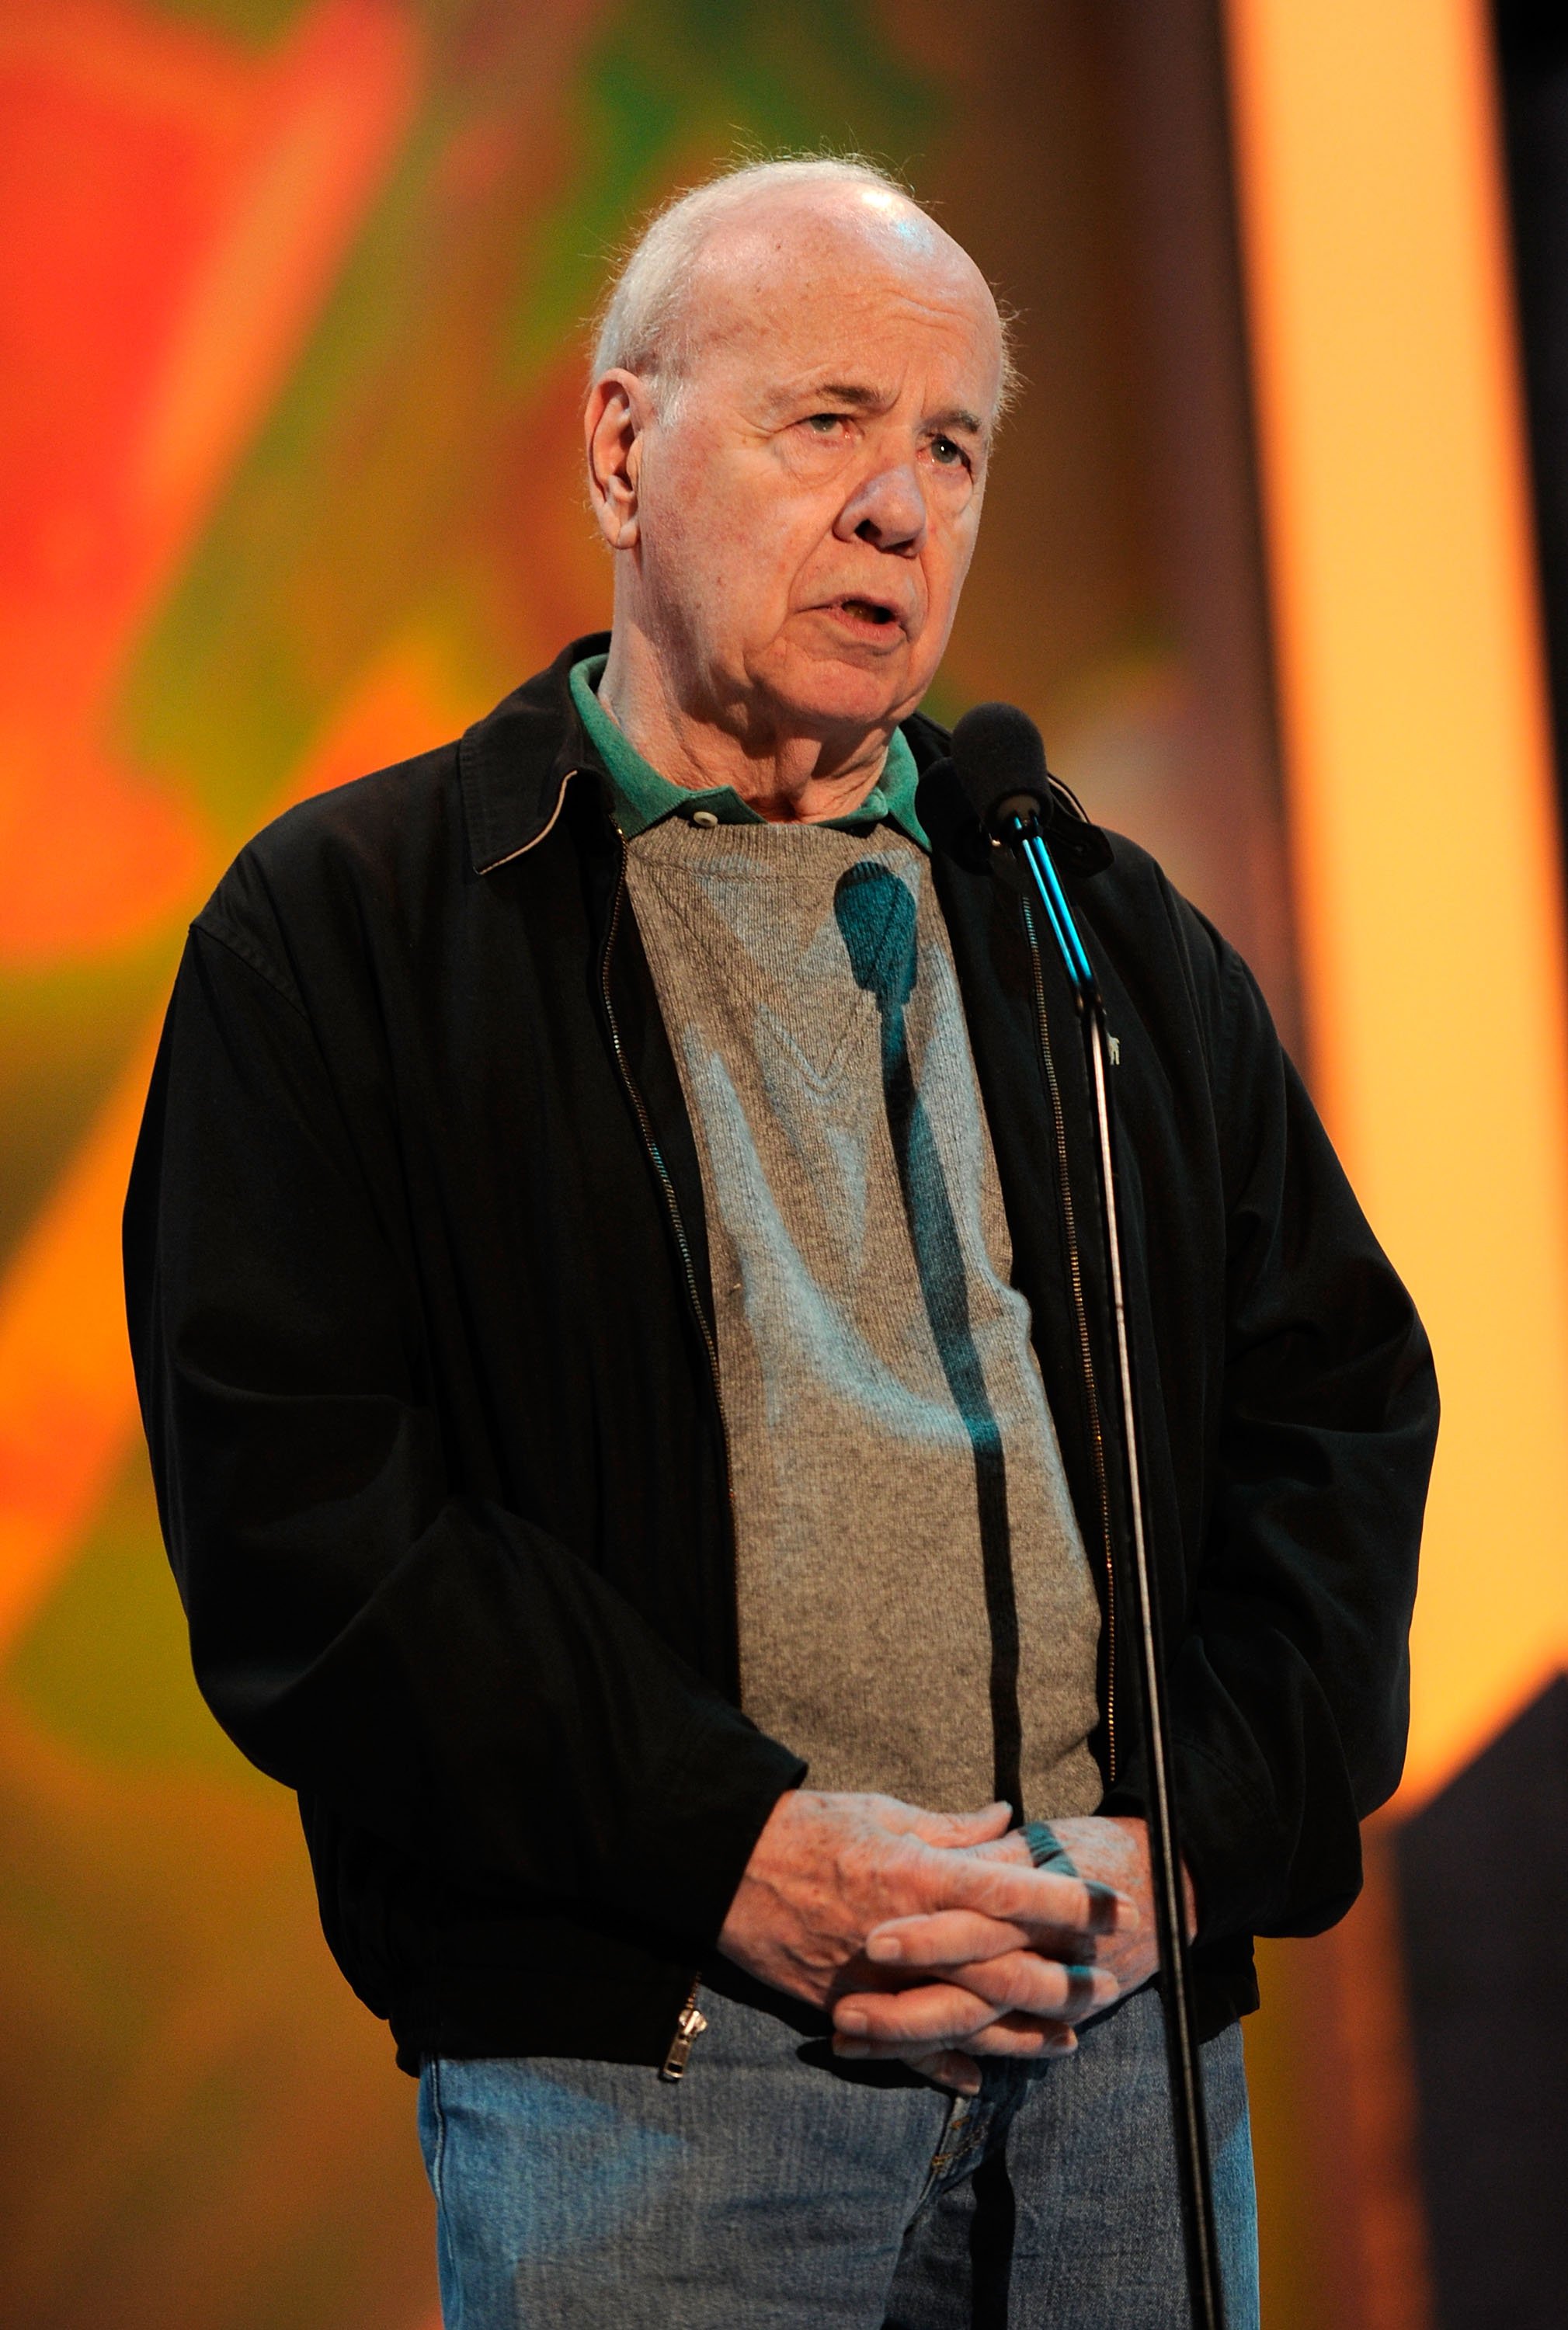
1086,1882,1138,1931
865,1934,902,1963
836,2008,869,2036
1067,1964,1119,2013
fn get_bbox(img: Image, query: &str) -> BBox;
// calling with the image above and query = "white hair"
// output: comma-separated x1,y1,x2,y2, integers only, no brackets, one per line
590,155,1017,420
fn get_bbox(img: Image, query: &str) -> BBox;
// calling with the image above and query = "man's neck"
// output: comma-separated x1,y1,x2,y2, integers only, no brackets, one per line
596,621,893,825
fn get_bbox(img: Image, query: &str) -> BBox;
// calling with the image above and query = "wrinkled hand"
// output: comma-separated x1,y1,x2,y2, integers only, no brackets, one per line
719,1791,1134,2095
836,1816,1194,2089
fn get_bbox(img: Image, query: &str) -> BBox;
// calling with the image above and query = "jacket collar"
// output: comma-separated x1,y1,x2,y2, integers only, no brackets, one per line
458,631,610,875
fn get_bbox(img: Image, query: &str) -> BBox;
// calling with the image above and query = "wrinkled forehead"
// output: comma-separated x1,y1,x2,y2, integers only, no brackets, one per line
677,191,1003,409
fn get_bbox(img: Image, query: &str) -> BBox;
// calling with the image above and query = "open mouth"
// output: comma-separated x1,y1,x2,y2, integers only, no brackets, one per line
832,596,899,628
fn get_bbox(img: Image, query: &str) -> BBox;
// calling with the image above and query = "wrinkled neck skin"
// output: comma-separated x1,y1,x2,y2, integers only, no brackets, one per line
596,600,902,824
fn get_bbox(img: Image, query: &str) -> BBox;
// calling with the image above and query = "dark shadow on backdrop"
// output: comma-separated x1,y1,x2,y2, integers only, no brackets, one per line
1394,1674,1568,2330
1494,8,1568,871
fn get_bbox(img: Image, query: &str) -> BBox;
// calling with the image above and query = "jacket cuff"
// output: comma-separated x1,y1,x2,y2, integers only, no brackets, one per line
617,1713,807,1949
1170,1737,1277,1941
1100,1737,1285,1943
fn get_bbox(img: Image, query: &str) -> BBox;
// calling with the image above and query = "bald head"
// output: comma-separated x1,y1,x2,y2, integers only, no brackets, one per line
593,158,1015,425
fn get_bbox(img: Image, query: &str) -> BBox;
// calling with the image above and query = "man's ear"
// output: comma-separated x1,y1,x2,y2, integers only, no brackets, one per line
585,370,645,550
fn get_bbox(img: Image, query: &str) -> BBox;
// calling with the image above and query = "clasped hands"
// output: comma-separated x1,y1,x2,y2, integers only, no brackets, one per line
718,1789,1173,2096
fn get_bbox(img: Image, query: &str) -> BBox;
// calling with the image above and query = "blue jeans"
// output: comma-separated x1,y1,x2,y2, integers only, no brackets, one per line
419,1982,1259,2328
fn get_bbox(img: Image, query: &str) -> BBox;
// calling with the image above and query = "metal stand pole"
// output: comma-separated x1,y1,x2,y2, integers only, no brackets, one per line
1008,810,1227,2330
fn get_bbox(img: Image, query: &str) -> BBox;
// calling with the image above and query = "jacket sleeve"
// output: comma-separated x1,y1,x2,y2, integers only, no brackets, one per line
123,918,803,1948
1142,931,1438,1941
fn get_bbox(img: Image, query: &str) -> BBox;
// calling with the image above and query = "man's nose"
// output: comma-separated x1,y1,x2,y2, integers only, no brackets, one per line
835,463,927,555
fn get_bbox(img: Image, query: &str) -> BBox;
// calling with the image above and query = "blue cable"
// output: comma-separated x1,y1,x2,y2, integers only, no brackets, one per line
1021,831,1096,999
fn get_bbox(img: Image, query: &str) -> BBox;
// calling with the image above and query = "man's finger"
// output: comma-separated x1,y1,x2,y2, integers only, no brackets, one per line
947,1953,1115,2022
898,1802,1015,1847
841,1953,1114,2030
866,1909,1031,1965
906,2048,983,2096
866,1907,1115,1968
835,1980,999,2046
964,2014,1078,2060
914,1851,1135,1938
837,2013,1078,2063
834,1974,1097,2048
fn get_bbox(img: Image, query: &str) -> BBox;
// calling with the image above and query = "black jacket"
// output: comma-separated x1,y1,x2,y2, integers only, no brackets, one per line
123,635,1437,2074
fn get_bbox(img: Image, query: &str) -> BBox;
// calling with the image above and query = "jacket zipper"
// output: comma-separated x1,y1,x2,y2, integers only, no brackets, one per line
1020,901,1118,1782
659,1977,709,2082
599,829,738,2076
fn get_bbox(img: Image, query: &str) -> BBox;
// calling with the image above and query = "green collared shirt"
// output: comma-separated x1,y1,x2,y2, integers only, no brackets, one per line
568,652,930,850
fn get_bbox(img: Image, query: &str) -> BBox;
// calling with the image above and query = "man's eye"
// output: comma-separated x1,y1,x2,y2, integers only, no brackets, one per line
805,412,846,435
930,435,968,468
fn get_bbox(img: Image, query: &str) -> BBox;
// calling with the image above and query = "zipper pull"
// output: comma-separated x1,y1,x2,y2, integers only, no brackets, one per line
659,1983,708,2082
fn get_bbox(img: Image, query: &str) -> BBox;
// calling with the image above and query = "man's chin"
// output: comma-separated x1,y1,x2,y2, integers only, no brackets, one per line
749,648,928,739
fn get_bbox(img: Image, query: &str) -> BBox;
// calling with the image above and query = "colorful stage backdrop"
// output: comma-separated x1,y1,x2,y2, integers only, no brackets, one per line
2,3,1563,2325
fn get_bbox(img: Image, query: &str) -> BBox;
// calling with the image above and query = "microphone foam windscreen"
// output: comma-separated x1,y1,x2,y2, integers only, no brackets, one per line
950,701,1050,829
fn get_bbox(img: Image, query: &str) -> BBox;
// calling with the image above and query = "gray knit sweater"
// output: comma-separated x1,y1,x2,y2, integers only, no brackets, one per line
624,815,1102,1819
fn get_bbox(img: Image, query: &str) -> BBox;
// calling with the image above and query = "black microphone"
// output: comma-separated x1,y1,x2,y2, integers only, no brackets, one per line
916,703,1112,880
920,701,1100,1003
915,701,1047,873
949,700,1052,834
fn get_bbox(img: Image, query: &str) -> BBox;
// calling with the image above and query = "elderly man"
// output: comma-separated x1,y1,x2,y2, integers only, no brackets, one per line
125,158,1435,2328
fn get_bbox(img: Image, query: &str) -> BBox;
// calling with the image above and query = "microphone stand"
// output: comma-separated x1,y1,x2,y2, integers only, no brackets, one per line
999,798,1227,2330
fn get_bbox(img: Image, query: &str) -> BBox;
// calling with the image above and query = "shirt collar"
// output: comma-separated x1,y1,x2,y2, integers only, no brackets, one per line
568,653,930,851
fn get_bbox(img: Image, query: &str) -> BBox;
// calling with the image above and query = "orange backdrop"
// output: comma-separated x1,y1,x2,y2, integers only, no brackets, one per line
7,5,1559,2326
